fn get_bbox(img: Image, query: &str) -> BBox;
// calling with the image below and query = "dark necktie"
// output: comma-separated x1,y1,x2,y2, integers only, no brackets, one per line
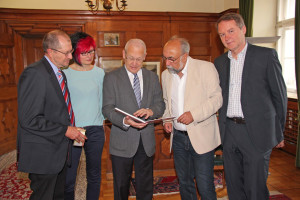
133,73,141,108
57,70,75,126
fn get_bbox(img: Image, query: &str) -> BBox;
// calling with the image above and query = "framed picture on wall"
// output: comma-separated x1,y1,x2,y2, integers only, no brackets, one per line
142,61,160,80
100,58,123,73
104,33,120,46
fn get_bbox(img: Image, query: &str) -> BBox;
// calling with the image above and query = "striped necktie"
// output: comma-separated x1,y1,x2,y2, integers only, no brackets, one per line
57,70,75,126
133,73,141,108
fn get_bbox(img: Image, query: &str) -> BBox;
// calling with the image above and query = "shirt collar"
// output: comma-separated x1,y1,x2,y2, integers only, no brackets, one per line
124,65,142,78
44,55,60,75
228,42,248,60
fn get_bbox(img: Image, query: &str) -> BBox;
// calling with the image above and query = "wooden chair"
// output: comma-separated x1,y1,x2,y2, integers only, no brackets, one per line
214,145,225,187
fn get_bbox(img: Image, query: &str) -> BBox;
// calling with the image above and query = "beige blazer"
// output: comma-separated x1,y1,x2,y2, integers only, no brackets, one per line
162,56,222,154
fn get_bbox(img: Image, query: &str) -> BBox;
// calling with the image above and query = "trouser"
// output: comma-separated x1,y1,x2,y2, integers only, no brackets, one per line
29,161,67,200
111,137,153,200
65,126,105,200
173,129,217,200
223,118,272,200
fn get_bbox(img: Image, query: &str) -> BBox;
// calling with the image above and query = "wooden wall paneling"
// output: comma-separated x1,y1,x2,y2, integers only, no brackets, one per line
0,28,18,155
210,23,225,62
0,8,234,157
23,37,43,67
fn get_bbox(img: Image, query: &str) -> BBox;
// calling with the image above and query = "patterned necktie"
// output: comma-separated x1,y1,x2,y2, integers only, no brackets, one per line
57,70,75,126
133,73,141,108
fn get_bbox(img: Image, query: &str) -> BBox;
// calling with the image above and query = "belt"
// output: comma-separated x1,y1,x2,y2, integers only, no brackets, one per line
227,117,246,124
174,129,188,135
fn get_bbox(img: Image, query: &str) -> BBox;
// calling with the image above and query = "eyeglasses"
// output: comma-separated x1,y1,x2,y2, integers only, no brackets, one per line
162,54,184,63
80,50,95,56
126,56,144,64
51,48,74,56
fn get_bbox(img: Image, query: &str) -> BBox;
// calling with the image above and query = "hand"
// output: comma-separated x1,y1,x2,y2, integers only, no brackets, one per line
124,116,147,129
164,123,173,133
177,111,194,125
134,108,154,119
65,126,87,145
275,140,285,148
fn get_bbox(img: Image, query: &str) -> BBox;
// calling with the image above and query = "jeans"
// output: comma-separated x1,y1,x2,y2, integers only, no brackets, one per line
173,129,217,200
65,126,105,200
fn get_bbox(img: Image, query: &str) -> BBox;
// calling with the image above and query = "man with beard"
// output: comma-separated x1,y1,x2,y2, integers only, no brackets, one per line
161,36,222,200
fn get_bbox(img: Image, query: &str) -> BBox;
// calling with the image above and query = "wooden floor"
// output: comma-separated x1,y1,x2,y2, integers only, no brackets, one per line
98,148,300,200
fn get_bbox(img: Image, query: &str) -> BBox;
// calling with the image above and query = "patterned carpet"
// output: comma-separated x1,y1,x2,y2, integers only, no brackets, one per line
0,150,292,200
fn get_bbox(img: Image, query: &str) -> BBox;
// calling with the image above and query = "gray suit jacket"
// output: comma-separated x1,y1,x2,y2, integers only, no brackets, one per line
214,44,287,152
102,66,165,157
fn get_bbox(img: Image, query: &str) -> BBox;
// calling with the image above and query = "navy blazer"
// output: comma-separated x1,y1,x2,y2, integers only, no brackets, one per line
214,44,287,152
17,57,70,174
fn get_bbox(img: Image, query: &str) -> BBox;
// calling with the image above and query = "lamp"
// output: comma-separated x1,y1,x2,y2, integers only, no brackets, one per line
85,0,127,14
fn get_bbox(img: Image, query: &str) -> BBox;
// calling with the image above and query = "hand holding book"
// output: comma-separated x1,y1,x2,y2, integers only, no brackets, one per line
115,108,175,124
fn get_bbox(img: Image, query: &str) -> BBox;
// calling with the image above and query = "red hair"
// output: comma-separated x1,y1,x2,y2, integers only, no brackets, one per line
73,36,96,65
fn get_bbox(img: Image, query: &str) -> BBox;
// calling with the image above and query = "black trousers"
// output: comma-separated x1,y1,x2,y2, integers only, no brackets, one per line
223,118,272,200
29,162,67,200
111,138,153,200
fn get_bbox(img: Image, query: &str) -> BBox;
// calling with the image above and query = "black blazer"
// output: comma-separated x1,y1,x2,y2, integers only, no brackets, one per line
214,44,287,152
17,57,70,174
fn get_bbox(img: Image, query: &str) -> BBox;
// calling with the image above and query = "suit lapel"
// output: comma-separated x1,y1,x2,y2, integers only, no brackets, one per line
241,44,254,92
166,70,173,115
140,68,148,108
120,66,140,108
42,57,67,108
184,58,193,109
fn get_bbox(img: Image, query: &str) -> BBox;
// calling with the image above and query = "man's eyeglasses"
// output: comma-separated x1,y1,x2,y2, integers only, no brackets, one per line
126,56,144,64
81,50,95,56
162,54,184,63
51,48,74,56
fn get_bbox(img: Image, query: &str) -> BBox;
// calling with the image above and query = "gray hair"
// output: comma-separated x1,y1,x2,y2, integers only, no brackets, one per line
168,36,190,54
124,38,147,55
42,30,70,52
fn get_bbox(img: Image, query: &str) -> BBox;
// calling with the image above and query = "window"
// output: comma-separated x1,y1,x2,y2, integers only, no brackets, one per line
276,0,296,94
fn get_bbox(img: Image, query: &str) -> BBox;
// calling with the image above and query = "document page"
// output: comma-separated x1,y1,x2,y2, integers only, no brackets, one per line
115,108,175,124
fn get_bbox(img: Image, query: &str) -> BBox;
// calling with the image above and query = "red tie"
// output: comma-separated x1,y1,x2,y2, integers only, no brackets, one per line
57,70,75,126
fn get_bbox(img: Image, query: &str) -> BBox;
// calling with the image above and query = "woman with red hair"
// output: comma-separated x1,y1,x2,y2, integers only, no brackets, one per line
63,32,105,200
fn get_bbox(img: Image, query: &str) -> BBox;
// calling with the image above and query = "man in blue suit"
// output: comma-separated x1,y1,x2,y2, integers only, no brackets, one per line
214,13,287,200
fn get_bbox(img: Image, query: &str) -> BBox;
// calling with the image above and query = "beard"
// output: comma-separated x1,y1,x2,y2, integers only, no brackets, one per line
166,58,185,74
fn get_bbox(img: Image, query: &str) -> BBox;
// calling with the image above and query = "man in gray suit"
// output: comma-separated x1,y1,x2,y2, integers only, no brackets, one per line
102,38,165,200
214,13,287,200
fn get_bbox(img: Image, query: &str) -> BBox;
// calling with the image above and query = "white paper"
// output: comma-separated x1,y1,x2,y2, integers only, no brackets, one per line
114,107,175,124
73,129,86,146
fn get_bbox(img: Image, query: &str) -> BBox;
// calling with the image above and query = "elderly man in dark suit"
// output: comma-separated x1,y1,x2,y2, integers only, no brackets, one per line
102,38,165,200
17,30,86,200
214,13,287,200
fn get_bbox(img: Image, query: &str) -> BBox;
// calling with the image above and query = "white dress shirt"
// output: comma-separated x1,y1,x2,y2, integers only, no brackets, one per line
171,60,189,131
123,66,143,126
125,66,143,98
226,43,248,118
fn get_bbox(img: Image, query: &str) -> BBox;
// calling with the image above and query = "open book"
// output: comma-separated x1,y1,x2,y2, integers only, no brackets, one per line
115,108,175,124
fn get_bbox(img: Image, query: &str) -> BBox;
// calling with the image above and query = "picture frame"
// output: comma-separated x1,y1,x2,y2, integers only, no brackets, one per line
100,58,123,73
142,61,160,79
104,33,120,46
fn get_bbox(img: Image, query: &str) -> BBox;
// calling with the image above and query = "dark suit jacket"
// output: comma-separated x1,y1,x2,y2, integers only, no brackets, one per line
17,56,70,174
214,44,287,152
102,66,165,158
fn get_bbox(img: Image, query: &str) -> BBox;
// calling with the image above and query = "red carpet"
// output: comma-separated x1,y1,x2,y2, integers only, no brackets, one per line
0,163,31,199
0,162,292,199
